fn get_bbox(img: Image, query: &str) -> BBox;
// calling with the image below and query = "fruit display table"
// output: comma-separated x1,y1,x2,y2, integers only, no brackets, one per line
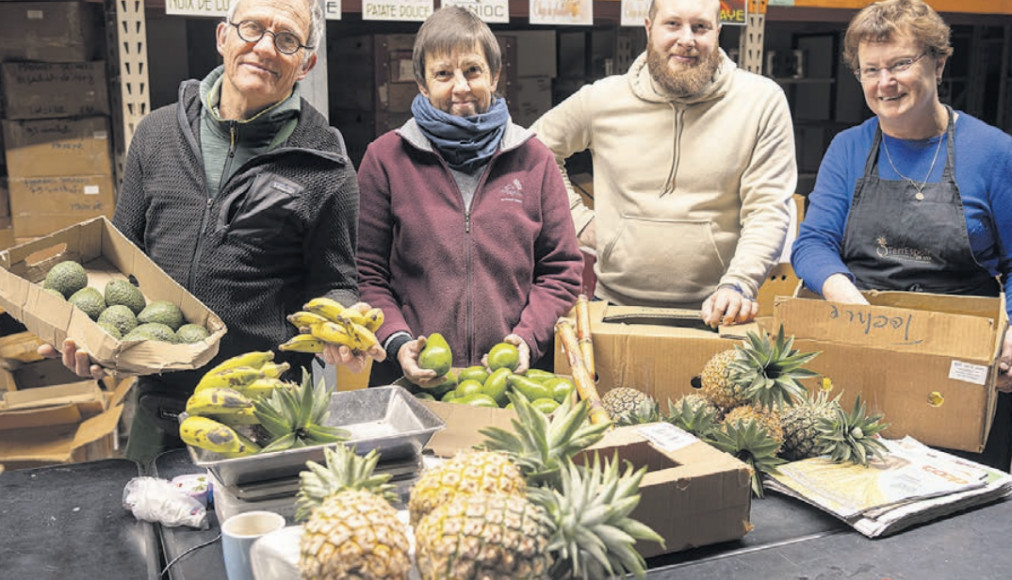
0,458,159,580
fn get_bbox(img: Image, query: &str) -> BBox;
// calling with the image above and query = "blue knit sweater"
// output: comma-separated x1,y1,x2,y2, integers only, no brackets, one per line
791,111,1012,319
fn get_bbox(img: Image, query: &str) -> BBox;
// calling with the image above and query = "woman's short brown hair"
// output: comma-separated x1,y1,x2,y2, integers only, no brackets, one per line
412,7,502,87
843,0,952,71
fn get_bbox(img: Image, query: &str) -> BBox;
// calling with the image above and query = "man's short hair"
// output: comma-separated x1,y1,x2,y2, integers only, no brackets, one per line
227,0,324,62
412,6,502,87
647,0,722,23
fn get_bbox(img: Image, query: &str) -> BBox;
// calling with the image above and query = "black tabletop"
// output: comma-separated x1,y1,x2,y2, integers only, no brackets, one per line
0,458,159,580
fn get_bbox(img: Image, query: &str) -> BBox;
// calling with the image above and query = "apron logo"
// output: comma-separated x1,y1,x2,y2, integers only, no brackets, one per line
875,236,933,263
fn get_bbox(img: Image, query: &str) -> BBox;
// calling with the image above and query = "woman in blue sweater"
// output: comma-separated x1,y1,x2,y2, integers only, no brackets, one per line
792,0,1012,467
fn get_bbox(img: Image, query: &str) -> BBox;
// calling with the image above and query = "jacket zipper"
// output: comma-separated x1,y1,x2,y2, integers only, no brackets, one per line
464,207,473,362
663,106,685,195
189,121,238,289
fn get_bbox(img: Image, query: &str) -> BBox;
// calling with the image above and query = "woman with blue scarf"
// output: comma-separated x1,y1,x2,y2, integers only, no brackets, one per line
356,6,584,387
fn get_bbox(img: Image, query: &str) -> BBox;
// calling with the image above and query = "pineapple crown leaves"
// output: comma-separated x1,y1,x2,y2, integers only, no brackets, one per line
528,453,664,580
664,397,720,439
254,368,348,452
730,325,820,412
294,444,397,521
817,395,890,466
478,391,611,489
615,398,662,427
706,419,785,498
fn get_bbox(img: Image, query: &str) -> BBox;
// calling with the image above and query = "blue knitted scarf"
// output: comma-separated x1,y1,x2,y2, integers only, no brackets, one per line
411,93,509,172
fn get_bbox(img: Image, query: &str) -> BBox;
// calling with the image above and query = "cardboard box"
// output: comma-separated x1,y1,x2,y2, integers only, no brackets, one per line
0,1,104,63
554,301,755,402
1,61,110,120
8,173,116,238
0,216,227,375
0,177,9,218
511,76,553,127
2,116,113,179
774,292,1008,453
420,401,752,557
0,330,45,368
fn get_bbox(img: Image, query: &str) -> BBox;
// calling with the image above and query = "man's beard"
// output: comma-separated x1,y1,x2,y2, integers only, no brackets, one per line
647,44,722,97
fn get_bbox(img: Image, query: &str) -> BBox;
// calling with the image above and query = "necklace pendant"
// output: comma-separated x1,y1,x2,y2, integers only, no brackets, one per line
915,191,925,201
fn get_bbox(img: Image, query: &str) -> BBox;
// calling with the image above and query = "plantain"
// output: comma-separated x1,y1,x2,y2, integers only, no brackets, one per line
287,311,329,329
310,321,356,347
303,297,346,323
211,406,261,427
258,361,291,379
279,334,326,353
334,309,368,328
204,350,274,376
179,415,260,456
193,366,265,393
185,387,255,416
363,307,384,332
236,377,291,399
346,322,379,351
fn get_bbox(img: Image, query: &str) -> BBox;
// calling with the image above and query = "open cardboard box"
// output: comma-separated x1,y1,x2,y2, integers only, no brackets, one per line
0,216,226,375
774,290,1007,453
421,400,752,557
0,361,135,468
554,301,758,402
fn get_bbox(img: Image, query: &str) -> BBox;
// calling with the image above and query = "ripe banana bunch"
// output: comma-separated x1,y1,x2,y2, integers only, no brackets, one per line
179,415,260,457
281,297,384,356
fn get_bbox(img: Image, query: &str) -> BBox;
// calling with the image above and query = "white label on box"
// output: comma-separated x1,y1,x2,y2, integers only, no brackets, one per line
398,60,414,82
94,131,108,140
83,186,100,195
637,422,698,452
27,10,44,20
949,360,989,385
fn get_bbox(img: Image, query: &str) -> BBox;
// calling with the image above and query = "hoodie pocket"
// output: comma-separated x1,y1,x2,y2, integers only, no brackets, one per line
598,216,725,299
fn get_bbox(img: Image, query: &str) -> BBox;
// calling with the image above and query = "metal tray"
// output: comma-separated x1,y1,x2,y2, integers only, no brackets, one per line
187,385,444,486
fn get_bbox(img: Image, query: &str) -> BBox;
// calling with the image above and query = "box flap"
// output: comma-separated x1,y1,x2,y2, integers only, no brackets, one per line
0,403,82,430
774,296,998,359
2,380,104,411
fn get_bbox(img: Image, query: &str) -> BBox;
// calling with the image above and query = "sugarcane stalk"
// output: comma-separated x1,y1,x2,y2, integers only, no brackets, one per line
556,318,610,425
575,294,596,379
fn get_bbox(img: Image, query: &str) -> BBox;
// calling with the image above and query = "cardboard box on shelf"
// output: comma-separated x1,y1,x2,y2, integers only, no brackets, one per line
554,301,756,403
0,365,134,468
2,116,113,179
0,61,110,120
0,177,9,218
0,216,227,375
510,76,553,128
0,1,104,63
7,173,115,238
774,291,1007,453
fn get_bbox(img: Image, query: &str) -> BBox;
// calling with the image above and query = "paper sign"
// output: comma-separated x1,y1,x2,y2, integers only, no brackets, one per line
948,360,989,386
636,422,699,452
363,0,433,21
442,0,509,23
529,0,593,26
620,0,648,27
324,0,342,20
720,0,747,25
164,0,228,17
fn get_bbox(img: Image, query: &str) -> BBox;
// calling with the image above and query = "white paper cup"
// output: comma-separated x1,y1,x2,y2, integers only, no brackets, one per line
221,511,286,580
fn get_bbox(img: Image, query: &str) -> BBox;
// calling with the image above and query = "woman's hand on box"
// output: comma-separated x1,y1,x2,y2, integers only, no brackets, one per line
37,339,107,381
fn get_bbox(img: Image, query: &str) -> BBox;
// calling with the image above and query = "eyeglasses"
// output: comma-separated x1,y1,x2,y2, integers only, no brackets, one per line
229,20,312,55
854,52,928,83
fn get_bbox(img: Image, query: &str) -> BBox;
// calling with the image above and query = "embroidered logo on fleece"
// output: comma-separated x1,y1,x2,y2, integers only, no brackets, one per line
499,178,524,204
875,236,933,263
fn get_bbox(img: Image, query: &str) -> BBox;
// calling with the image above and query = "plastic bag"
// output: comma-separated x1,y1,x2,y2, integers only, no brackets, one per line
123,476,208,529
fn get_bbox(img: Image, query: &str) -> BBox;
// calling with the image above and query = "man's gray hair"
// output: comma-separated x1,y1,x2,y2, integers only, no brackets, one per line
227,0,324,60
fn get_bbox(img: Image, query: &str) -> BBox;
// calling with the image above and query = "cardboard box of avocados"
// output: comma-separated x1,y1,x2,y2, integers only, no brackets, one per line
773,291,1007,453
553,300,758,404
420,404,752,558
0,216,226,375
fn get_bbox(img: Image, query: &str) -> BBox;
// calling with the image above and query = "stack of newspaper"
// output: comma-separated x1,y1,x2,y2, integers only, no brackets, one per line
766,436,1012,537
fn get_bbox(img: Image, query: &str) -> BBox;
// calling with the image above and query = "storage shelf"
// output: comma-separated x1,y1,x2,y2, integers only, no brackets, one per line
773,77,836,85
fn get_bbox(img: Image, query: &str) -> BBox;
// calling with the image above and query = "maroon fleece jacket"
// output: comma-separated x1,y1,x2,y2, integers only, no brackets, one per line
356,121,583,367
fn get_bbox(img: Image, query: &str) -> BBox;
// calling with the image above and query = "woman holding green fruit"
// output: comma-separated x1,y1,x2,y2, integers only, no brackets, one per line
356,7,583,387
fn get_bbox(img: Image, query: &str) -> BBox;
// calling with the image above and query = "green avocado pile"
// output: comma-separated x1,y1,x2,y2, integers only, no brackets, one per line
42,260,210,344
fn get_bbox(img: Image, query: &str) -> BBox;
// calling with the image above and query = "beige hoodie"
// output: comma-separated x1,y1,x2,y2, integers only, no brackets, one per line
531,50,796,307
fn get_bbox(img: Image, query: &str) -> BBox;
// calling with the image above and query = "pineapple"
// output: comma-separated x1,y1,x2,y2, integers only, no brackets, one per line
253,368,348,452
295,445,411,580
665,394,721,438
407,450,526,526
701,326,819,412
724,404,784,448
817,395,889,466
480,391,611,487
601,387,654,423
779,386,841,461
614,396,661,426
415,454,664,580
708,418,785,498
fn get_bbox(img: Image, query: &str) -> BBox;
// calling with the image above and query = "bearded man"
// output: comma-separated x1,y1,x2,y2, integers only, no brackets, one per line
531,0,796,326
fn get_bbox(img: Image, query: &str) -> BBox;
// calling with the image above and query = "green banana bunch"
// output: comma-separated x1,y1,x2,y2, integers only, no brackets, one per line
179,415,260,457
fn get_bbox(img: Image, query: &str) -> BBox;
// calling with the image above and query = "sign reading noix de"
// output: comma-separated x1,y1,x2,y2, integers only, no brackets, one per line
165,0,342,20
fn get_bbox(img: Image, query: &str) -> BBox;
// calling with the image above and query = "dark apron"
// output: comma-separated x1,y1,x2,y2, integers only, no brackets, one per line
841,107,1009,469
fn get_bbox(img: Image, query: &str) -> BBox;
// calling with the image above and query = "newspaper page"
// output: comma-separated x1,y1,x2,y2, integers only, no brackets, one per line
767,437,1012,537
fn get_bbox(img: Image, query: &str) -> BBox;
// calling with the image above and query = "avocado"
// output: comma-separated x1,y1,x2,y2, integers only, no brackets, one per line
97,321,122,340
97,304,138,336
418,332,452,377
43,288,65,300
137,300,185,331
123,322,178,343
68,287,106,320
43,261,88,298
176,323,210,343
104,279,146,315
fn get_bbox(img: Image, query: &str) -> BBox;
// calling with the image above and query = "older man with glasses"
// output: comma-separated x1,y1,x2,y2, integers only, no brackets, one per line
41,0,379,466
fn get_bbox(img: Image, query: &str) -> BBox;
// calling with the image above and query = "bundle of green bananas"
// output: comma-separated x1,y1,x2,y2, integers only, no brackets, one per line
279,297,384,354
179,350,293,458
